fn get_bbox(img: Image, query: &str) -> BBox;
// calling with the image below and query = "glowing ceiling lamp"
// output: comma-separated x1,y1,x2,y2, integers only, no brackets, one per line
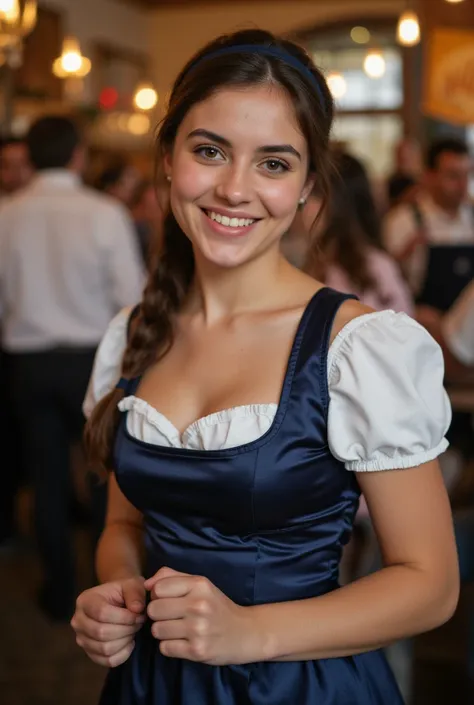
363,51,386,79
133,82,158,111
52,36,91,78
397,11,421,47
0,0,37,68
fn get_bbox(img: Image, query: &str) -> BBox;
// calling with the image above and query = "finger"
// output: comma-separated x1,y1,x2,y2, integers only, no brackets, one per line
150,577,194,600
151,619,187,641
147,597,185,622
123,578,146,614
77,635,134,658
83,601,141,626
73,614,143,642
160,639,199,661
144,567,190,590
85,641,135,668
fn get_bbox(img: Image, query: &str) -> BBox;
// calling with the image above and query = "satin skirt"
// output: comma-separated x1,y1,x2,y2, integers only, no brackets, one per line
99,622,404,705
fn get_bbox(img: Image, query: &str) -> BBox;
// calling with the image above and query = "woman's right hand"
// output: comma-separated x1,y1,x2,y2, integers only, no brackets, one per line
71,576,146,667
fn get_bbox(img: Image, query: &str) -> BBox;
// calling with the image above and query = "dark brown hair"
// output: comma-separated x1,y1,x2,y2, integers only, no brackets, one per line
306,152,382,293
85,28,334,473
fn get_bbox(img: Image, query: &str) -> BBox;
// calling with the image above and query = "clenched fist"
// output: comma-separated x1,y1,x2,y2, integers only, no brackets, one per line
71,576,146,667
145,567,262,665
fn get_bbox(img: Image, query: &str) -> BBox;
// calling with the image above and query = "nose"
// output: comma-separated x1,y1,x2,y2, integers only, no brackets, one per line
215,162,252,205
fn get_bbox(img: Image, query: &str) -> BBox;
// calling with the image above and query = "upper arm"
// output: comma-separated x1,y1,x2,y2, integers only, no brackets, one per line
106,472,143,530
443,282,474,368
357,461,458,580
330,299,374,346
380,256,414,316
382,207,416,258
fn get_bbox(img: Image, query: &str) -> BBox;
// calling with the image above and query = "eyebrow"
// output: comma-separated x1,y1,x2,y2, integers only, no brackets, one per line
187,129,302,160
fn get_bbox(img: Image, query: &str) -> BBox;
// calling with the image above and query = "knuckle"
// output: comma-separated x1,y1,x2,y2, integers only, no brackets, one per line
100,641,114,657
190,637,208,661
96,605,106,621
75,635,84,648
195,576,210,592
95,624,108,641
191,618,209,638
192,598,211,617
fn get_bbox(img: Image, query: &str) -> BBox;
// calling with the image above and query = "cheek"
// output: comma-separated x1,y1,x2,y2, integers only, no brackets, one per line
172,153,214,205
261,180,301,220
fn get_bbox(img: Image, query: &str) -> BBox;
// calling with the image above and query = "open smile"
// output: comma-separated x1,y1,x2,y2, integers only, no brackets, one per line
200,208,261,236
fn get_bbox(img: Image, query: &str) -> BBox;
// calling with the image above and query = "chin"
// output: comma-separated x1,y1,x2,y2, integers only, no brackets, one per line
191,235,256,269
200,248,253,270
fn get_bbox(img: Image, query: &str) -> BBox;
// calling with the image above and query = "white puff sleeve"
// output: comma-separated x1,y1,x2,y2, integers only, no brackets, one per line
327,311,452,472
82,307,131,419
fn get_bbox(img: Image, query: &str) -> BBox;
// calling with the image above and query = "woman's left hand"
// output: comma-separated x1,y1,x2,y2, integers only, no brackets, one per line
144,567,262,665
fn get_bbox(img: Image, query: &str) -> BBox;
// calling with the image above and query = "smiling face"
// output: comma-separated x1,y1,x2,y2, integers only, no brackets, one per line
165,84,314,269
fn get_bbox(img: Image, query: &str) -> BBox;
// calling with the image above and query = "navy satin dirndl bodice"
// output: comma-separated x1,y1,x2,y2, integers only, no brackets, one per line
99,287,404,704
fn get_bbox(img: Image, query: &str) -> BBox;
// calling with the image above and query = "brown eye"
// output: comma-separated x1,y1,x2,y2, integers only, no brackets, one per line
194,145,224,161
262,158,289,174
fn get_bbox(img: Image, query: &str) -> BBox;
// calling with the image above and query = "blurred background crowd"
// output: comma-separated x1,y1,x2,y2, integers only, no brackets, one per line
0,1,473,704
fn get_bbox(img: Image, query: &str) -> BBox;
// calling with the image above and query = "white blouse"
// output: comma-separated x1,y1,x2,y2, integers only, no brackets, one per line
83,307,451,471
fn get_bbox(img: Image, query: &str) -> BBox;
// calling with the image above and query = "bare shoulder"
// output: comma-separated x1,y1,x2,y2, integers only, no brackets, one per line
330,299,375,346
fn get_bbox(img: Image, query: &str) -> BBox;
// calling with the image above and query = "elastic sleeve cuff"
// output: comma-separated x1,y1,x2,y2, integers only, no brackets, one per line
346,438,449,472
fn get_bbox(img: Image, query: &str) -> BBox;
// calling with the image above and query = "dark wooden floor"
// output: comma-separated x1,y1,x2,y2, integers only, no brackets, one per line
0,515,472,704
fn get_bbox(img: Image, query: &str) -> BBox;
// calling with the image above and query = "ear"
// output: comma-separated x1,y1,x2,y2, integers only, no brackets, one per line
163,151,173,181
301,173,316,203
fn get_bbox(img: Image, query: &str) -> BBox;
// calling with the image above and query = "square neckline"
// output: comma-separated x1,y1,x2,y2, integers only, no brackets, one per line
119,286,328,459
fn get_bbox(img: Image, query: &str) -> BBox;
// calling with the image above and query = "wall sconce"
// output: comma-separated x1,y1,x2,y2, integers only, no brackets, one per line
0,0,37,68
397,10,421,46
53,36,91,78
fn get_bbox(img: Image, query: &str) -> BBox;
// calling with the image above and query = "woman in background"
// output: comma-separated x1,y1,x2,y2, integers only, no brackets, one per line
303,152,414,315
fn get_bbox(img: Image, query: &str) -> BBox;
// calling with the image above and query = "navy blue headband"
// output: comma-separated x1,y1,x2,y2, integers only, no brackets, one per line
188,44,326,107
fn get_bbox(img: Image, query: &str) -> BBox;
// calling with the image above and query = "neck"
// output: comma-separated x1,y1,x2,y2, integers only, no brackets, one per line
186,246,292,324
430,192,462,219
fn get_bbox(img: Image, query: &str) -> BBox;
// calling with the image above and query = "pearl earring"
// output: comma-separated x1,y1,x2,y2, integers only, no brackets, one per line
298,197,306,207
166,175,172,183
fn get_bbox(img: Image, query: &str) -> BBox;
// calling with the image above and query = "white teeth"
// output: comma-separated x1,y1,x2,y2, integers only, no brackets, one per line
207,211,255,228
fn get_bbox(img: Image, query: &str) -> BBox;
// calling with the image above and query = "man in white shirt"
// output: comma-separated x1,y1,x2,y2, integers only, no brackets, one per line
383,137,474,296
0,116,145,620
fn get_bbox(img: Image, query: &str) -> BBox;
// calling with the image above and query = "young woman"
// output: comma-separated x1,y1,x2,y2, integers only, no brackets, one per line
71,29,458,705
303,152,414,315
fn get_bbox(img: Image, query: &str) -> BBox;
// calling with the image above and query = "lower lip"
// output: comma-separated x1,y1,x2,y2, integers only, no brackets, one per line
201,210,258,238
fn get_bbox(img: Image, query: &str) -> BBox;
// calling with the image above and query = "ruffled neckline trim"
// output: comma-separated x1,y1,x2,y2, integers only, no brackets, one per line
118,396,278,449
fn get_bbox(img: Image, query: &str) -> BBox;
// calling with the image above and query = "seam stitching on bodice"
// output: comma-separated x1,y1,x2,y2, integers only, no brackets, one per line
250,448,260,609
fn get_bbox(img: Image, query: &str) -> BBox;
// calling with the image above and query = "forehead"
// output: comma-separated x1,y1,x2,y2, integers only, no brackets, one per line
178,85,306,150
1,143,27,160
436,151,471,171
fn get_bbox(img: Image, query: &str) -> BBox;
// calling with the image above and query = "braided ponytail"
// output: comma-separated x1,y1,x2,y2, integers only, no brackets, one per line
84,211,194,473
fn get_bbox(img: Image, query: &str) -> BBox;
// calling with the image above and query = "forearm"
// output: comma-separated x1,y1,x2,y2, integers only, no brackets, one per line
250,563,458,661
96,521,145,584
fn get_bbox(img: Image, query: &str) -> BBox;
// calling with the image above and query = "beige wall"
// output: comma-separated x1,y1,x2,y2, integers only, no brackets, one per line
148,0,405,107
41,0,149,101
42,0,148,55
